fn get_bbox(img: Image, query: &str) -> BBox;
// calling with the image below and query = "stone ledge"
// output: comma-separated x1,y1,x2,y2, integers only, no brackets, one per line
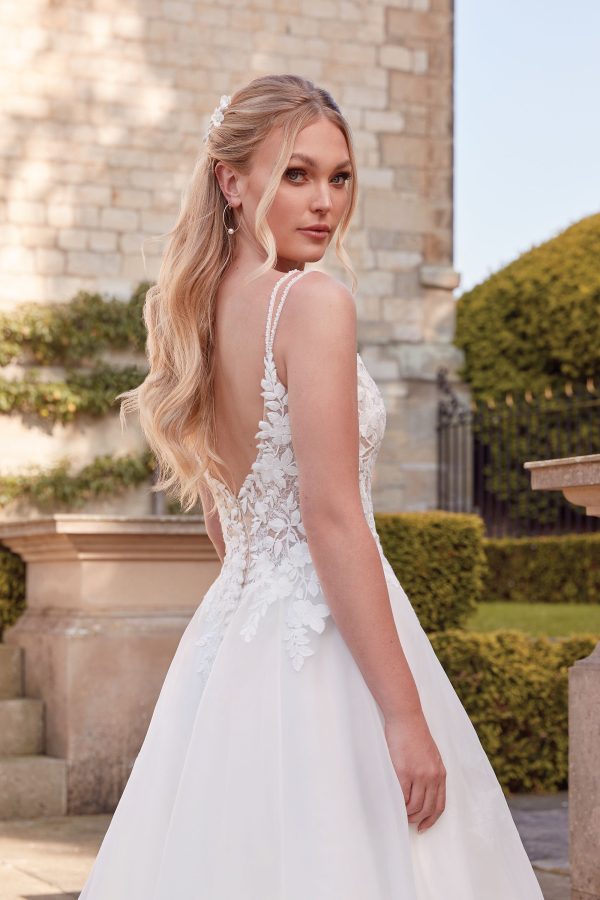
523,453,600,516
419,264,461,290
0,514,209,562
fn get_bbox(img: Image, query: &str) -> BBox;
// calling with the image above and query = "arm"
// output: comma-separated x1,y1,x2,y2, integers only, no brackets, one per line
284,273,447,833
199,478,226,564
282,271,423,722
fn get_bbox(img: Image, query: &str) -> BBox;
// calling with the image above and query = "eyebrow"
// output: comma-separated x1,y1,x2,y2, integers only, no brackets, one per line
288,152,352,170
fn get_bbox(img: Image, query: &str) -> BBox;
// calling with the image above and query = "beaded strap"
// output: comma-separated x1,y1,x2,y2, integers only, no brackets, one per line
264,268,310,359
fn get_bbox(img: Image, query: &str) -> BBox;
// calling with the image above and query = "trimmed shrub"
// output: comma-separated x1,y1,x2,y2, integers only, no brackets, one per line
455,212,600,401
431,629,598,793
375,510,487,632
0,546,25,639
483,533,600,603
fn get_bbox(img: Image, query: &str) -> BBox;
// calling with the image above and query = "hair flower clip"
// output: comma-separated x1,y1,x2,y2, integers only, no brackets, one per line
203,94,231,143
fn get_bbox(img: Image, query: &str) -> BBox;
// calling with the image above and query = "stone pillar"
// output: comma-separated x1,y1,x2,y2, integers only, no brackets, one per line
569,644,600,900
0,515,219,814
523,454,600,900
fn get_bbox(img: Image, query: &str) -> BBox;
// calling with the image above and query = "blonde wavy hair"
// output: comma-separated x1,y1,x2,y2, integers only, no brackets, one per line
118,73,359,515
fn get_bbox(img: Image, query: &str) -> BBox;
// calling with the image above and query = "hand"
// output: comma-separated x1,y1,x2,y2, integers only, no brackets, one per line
384,711,446,833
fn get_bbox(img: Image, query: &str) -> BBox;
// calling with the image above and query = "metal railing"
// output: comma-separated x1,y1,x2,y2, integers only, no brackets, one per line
436,368,600,537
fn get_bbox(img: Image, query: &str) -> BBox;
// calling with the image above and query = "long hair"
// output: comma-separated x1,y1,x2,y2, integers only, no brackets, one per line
118,74,359,515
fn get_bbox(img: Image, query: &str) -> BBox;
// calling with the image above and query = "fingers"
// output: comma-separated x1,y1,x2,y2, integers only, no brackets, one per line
405,780,425,820
414,777,446,833
406,780,434,825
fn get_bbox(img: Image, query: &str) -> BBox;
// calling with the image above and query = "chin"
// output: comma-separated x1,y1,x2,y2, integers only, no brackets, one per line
297,245,328,264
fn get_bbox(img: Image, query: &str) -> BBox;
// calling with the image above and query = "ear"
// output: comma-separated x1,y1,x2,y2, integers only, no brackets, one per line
214,161,243,209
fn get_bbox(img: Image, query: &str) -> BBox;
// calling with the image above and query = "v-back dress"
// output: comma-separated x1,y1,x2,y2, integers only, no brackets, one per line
79,268,544,899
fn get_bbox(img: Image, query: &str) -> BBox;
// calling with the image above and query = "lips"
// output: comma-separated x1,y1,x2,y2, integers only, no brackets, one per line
298,225,331,240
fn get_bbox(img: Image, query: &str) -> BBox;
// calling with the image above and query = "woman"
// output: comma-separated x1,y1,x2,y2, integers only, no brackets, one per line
79,74,543,899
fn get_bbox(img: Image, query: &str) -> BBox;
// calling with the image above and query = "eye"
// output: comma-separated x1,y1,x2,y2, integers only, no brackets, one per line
285,168,305,182
332,171,353,185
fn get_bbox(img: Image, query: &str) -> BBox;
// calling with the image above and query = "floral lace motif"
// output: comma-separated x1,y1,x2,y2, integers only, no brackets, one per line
194,269,387,684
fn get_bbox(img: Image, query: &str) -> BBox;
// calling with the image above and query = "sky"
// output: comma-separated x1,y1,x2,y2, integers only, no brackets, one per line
454,0,600,296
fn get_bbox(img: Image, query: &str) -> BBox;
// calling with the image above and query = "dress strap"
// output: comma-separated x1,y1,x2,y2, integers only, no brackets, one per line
264,268,311,360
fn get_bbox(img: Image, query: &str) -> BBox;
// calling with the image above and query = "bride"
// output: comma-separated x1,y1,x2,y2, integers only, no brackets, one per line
79,73,543,899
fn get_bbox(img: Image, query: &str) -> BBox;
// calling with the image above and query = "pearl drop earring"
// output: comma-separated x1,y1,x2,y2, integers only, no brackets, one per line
222,202,240,236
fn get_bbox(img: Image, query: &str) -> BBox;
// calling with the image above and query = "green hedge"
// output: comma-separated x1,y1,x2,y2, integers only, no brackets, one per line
455,212,600,401
431,629,598,792
483,533,600,604
0,547,25,639
375,510,487,632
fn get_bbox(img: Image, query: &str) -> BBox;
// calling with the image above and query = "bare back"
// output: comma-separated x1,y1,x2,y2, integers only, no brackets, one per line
212,266,303,497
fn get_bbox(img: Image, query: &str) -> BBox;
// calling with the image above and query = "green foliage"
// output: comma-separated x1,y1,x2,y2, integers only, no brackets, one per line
482,533,600,604
431,630,598,792
0,364,146,423
0,546,25,639
0,282,150,367
375,510,487,631
0,450,155,511
466,601,600,636
455,212,600,401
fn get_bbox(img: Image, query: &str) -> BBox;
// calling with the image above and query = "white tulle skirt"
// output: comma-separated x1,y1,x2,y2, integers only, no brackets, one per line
79,554,544,899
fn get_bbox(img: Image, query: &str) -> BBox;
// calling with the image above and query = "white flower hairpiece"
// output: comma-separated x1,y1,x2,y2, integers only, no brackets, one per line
203,94,231,143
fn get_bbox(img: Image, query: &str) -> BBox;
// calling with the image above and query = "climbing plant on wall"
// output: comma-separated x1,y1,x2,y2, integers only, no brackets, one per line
0,281,156,511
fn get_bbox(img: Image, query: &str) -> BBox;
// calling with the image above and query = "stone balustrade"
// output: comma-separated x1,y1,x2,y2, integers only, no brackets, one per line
0,515,219,814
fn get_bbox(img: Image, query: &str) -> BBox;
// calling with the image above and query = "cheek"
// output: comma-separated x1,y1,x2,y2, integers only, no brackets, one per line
267,189,302,228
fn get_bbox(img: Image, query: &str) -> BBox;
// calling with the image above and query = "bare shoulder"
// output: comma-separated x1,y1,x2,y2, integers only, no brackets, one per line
283,270,356,343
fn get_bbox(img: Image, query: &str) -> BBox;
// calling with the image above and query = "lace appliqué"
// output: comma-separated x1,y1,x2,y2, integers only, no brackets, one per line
194,269,387,680
237,353,331,671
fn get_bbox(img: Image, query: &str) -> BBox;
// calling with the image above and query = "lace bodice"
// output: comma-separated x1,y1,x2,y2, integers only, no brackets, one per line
195,269,387,681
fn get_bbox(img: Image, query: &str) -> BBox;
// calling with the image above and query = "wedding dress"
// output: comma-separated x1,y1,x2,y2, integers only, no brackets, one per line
79,268,544,899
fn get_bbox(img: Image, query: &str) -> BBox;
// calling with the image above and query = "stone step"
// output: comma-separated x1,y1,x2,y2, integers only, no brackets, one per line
0,698,45,755
0,644,23,699
0,756,67,819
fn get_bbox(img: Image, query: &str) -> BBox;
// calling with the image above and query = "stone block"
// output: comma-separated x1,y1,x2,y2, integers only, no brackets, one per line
99,207,139,231
0,246,35,273
57,228,87,251
73,185,112,206
422,289,457,342
0,645,22,700
387,9,449,39
66,250,121,277
413,48,428,73
341,84,387,110
0,756,67,819
18,225,57,248
379,44,413,71
389,71,451,105
73,205,100,228
420,263,460,289
389,340,463,380
7,200,46,226
0,699,45,755
364,110,406,133
381,134,451,170
89,230,118,252
35,248,65,275
375,250,423,270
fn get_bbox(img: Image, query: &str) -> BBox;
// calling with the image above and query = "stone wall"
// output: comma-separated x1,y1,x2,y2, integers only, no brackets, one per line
0,0,463,515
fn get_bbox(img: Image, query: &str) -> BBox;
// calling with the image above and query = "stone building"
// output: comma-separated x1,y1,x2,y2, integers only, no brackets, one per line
0,0,462,517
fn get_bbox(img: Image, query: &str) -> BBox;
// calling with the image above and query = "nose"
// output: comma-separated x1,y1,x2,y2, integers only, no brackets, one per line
311,180,333,213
